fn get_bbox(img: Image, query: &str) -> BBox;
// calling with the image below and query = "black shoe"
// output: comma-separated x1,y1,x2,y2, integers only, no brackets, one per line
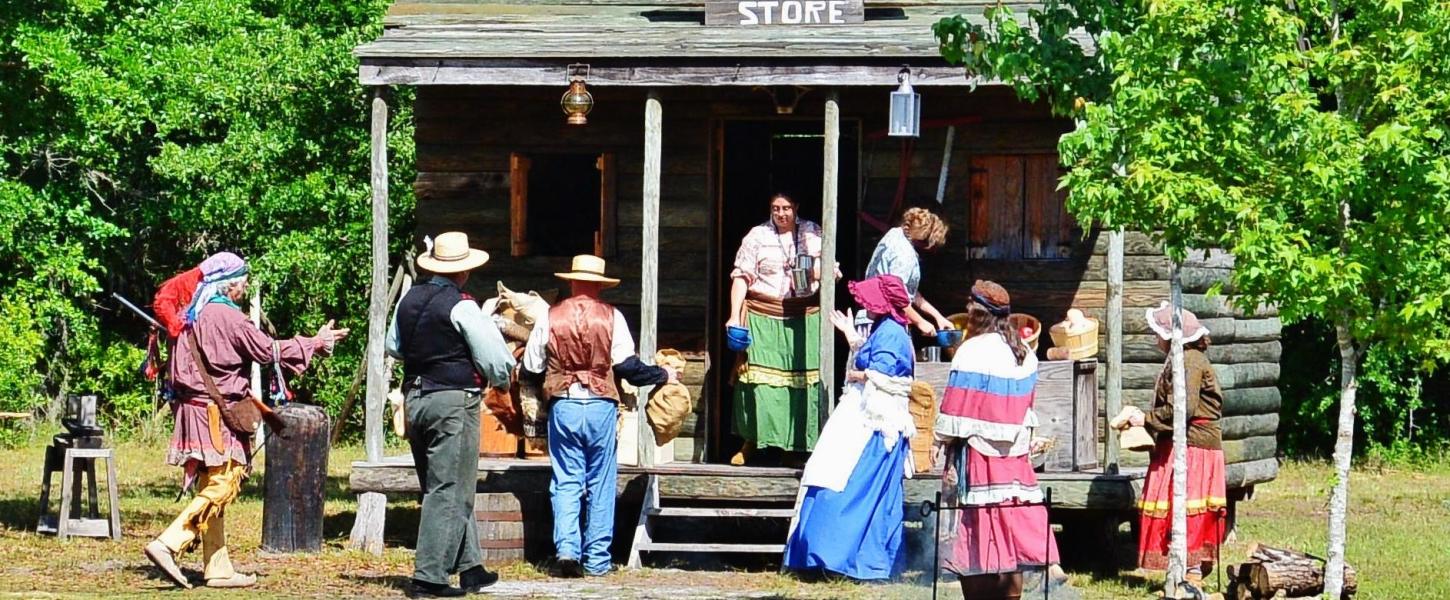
459,566,499,593
554,558,584,579
410,579,465,598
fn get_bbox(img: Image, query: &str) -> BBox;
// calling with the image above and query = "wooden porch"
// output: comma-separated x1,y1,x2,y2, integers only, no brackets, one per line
350,457,1145,510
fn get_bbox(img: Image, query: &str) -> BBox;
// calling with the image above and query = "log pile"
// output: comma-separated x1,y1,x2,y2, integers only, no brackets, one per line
1227,544,1357,599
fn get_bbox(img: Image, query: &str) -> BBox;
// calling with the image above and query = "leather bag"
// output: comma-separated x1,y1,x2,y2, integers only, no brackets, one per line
186,329,284,436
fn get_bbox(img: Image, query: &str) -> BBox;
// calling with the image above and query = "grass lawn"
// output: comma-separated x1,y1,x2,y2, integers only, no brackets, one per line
0,430,1444,598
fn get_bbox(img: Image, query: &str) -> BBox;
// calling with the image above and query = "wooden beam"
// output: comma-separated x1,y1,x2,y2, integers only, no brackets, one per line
638,92,663,467
1105,228,1123,471
359,63,979,87
819,93,840,410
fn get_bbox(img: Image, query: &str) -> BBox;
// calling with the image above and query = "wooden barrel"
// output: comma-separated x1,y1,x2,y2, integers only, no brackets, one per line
474,492,553,564
262,404,329,552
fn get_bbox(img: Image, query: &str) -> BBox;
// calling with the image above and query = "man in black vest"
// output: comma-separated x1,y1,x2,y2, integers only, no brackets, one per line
387,232,515,597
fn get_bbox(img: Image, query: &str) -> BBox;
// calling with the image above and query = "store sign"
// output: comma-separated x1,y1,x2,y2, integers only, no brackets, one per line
705,0,865,26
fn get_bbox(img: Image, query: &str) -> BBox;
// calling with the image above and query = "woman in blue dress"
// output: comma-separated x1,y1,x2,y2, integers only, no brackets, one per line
783,274,916,581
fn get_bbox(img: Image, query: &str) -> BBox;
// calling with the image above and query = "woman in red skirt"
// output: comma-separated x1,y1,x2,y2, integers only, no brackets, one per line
1129,302,1228,589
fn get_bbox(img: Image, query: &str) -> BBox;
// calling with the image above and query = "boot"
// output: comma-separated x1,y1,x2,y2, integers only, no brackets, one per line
143,539,192,589
729,441,755,466
459,565,498,593
205,573,257,588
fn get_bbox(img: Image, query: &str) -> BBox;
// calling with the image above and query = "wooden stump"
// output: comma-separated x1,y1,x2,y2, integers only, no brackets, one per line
262,404,331,552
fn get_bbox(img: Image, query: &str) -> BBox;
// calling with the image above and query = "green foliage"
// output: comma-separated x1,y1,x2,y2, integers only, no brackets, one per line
1280,318,1450,456
0,0,413,443
936,0,1450,445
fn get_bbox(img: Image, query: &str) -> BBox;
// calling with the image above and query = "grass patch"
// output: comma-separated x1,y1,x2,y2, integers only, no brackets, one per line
0,437,1444,598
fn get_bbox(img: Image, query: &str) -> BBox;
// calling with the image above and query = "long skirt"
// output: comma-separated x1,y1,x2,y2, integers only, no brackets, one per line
1138,440,1228,570
784,432,907,580
733,309,822,452
943,446,1060,577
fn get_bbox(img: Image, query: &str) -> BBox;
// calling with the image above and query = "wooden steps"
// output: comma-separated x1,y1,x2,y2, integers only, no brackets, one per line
627,474,793,567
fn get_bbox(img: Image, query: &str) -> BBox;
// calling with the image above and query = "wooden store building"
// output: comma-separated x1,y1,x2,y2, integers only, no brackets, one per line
347,0,1284,566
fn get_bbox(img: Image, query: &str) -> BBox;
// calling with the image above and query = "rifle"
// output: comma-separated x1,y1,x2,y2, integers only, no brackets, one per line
112,292,162,330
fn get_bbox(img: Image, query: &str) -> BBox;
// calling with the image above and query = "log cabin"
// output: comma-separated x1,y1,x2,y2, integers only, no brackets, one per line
347,0,1283,568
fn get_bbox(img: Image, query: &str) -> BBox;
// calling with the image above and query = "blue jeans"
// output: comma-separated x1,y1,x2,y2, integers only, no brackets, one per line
548,397,618,575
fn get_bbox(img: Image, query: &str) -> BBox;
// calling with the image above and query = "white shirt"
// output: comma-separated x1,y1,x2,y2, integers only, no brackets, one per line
521,306,638,399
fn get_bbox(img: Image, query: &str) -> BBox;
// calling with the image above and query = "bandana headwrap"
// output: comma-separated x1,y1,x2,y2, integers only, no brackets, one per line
969,280,1012,317
847,274,911,325
183,252,249,324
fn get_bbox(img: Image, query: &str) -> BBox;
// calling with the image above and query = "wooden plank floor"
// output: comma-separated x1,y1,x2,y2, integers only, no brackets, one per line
351,456,1145,511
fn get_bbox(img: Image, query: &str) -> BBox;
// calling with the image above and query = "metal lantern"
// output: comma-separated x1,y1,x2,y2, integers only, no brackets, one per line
888,67,922,138
561,63,594,126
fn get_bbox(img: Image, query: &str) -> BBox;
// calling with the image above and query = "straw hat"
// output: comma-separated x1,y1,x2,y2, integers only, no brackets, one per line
417,232,490,274
1146,301,1209,343
554,254,620,287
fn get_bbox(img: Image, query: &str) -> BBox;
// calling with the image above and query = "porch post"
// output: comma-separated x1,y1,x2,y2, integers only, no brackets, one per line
819,93,840,411
638,91,663,467
1105,228,1124,471
349,85,389,555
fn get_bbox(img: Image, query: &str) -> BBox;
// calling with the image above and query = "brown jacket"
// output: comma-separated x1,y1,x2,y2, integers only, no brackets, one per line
1145,348,1224,450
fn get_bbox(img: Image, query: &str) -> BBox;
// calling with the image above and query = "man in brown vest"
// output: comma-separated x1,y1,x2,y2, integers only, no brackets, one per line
521,255,677,577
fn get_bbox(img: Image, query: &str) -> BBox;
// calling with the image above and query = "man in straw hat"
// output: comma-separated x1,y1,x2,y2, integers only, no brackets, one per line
521,255,679,577
386,232,516,597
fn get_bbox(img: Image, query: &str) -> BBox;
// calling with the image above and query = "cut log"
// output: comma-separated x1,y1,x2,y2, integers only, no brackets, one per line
1244,544,1358,599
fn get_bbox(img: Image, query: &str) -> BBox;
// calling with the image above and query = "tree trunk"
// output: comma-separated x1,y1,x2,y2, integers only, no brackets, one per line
1324,322,1358,599
1165,262,1189,597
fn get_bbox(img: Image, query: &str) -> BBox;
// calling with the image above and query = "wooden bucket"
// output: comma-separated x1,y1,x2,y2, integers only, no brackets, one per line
479,408,519,458
474,492,552,564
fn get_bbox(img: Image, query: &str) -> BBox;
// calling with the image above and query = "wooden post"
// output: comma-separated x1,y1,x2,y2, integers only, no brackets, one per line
349,86,389,555
819,94,840,410
638,91,663,467
250,284,265,449
1105,229,1124,471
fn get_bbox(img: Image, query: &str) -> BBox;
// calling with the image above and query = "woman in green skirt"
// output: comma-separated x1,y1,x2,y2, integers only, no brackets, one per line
726,193,824,465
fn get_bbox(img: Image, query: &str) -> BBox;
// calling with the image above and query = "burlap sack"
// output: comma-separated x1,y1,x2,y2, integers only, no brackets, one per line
908,381,938,473
646,349,693,445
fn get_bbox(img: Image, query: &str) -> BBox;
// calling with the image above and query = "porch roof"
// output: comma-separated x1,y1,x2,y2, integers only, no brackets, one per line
354,1,1089,86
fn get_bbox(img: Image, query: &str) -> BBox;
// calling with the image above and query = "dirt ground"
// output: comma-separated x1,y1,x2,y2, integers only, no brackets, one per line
0,437,1445,599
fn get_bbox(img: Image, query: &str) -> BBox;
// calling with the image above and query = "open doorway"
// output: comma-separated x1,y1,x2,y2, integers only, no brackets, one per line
708,119,861,464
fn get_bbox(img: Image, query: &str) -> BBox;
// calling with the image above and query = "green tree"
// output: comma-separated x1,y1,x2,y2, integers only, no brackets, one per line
937,1,1450,597
0,0,413,438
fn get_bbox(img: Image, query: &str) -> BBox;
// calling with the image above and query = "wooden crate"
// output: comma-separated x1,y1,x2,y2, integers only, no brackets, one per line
915,358,1099,472
1036,359,1099,472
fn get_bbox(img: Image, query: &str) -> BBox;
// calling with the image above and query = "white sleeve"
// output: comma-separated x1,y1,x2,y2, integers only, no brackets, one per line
610,308,638,366
522,311,550,374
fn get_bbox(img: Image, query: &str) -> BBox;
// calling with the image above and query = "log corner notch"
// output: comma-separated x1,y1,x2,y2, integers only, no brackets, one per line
1226,544,1358,600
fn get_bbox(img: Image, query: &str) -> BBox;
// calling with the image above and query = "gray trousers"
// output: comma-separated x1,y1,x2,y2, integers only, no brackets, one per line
406,388,482,584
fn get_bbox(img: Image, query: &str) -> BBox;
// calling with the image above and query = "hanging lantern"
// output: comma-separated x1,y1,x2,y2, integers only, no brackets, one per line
888,67,922,138
561,63,594,126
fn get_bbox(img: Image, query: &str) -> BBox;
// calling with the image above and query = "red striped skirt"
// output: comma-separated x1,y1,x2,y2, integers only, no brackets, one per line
1137,439,1228,570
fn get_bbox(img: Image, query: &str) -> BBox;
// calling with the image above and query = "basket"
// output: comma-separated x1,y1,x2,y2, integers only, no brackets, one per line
1008,313,1042,351
1049,317,1100,360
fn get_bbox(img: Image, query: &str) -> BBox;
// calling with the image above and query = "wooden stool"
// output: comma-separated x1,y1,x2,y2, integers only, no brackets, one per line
37,436,121,540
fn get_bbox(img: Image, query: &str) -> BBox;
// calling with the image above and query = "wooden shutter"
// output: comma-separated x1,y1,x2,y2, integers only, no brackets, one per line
1023,154,1075,258
968,155,1024,259
596,153,617,258
509,153,531,257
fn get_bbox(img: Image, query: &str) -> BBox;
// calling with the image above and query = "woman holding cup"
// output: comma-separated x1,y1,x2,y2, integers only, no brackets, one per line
725,193,825,466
